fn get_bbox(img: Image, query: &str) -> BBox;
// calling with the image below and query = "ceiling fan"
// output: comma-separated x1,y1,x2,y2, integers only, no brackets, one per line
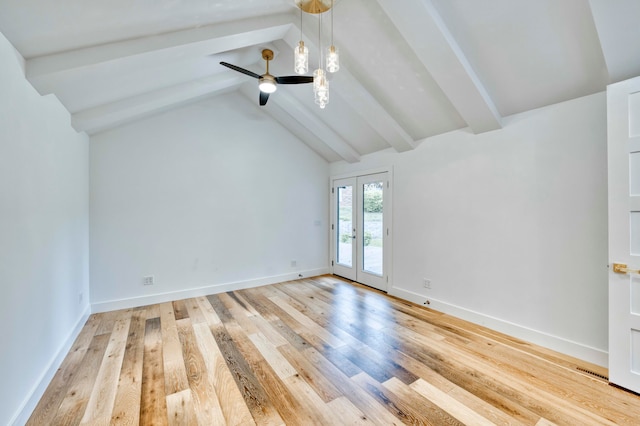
220,49,313,106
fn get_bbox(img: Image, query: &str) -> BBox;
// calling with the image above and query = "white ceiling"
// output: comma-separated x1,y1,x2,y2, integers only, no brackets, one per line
1,0,639,163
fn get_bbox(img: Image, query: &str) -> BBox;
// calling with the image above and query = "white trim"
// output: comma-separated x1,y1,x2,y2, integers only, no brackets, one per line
331,166,394,181
10,306,92,426
91,268,330,313
389,285,609,368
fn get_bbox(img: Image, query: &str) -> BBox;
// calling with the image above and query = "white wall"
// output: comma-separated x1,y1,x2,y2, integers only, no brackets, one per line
331,93,609,366
0,33,90,425
90,94,330,311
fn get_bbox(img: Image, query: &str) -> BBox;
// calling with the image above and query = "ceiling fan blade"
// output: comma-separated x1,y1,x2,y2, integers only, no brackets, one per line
275,75,314,84
259,91,270,106
220,62,261,79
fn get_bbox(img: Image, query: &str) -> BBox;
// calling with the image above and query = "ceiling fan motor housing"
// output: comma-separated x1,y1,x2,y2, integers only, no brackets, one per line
259,74,277,93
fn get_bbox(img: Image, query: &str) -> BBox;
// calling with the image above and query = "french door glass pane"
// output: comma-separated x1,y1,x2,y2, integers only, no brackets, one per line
362,181,383,275
337,185,353,267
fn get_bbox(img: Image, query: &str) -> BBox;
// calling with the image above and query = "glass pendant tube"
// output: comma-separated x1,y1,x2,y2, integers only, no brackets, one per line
295,41,308,74
313,68,329,109
326,0,339,73
313,11,329,108
294,7,308,74
326,45,339,73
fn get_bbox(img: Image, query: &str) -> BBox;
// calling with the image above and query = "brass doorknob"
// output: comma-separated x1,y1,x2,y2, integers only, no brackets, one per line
613,263,640,274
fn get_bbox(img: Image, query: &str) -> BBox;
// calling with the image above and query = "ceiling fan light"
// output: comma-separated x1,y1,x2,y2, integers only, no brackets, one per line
259,74,277,93
326,45,339,73
294,41,309,75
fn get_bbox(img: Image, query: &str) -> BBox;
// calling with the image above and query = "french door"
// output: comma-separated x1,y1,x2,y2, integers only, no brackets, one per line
332,172,389,292
608,76,640,393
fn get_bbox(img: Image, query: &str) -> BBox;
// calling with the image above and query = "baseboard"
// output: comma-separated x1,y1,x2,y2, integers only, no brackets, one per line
91,268,331,313
389,286,608,368
11,305,92,426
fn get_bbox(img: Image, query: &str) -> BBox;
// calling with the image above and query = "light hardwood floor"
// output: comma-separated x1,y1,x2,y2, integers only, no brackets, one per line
28,275,640,425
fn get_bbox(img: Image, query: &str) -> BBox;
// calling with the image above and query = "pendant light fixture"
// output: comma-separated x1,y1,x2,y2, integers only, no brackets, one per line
294,0,339,109
313,12,329,109
326,1,339,73
294,6,308,75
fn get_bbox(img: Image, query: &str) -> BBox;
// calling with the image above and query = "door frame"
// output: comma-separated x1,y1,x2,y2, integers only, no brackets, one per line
607,77,640,393
330,166,393,291
332,176,357,281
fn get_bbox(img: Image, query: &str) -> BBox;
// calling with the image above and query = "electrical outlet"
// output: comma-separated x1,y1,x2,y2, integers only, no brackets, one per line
291,260,297,267
143,276,154,286
423,278,431,289
79,292,83,304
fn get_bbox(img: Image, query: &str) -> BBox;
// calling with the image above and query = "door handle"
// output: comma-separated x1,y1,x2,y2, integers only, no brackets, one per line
613,263,640,275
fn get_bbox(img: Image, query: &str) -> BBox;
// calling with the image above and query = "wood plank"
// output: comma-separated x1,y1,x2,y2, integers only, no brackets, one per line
407,378,497,426
239,290,311,351
267,318,312,351
249,314,289,347
268,295,346,348
172,300,190,321
208,318,282,425
277,343,342,403
325,396,371,425
226,291,260,316
206,294,234,323
176,317,226,425
536,418,559,426
445,381,529,425
229,323,319,425
159,302,190,396
141,303,161,320
238,288,279,320
302,347,405,425
195,295,222,326
219,292,260,335
166,389,198,426
248,332,297,379
80,314,132,424
94,310,120,336
182,297,208,325
353,372,463,425
299,330,363,378
140,317,168,426
282,373,343,425
192,322,254,426
111,311,146,425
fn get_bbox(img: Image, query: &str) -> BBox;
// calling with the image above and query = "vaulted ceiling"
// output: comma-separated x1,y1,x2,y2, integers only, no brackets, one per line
1,0,639,163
